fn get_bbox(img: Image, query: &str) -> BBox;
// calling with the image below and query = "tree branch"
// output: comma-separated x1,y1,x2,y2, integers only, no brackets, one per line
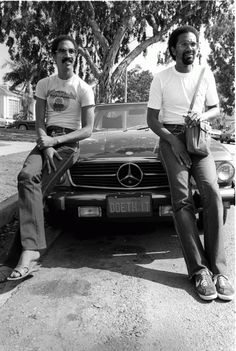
77,46,101,78
112,34,161,81
83,1,110,54
104,5,132,70
113,3,200,81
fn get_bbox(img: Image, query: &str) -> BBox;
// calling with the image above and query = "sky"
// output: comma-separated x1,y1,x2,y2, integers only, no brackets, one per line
0,43,10,84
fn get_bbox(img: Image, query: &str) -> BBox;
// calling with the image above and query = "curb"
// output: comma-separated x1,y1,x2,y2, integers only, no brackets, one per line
0,193,62,307
0,193,18,228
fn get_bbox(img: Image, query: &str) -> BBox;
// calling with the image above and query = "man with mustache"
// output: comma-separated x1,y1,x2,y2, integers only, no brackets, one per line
4,35,94,281
147,26,234,301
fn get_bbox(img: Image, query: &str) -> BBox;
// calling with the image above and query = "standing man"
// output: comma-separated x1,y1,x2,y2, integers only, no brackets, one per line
147,25,234,301
6,35,95,280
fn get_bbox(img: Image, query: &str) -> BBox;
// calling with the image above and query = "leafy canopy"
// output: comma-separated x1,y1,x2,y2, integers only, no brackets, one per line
0,0,233,105
205,6,235,116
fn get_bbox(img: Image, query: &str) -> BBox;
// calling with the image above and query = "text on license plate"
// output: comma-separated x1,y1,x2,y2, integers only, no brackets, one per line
107,195,152,217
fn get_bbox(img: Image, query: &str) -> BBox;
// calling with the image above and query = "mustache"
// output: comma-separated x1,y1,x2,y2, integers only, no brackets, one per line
62,57,74,64
183,50,194,55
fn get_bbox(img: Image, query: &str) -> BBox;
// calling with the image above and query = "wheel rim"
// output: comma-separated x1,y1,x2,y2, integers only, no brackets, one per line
19,125,27,130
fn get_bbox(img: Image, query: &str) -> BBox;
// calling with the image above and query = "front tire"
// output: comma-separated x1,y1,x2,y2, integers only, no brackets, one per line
18,124,27,131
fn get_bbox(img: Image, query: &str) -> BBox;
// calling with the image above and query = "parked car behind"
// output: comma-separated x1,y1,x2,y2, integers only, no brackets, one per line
0,117,7,128
45,102,235,226
0,118,14,128
12,119,36,130
209,128,222,141
220,129,235,144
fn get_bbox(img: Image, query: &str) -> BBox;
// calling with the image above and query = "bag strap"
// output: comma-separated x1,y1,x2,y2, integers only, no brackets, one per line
188,67,206,113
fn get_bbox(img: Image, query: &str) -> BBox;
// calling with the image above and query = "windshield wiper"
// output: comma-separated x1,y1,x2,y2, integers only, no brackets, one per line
123,125,149,131
136,125,149,130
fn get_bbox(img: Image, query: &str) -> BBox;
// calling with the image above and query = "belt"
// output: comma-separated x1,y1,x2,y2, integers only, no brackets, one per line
46,125,75,136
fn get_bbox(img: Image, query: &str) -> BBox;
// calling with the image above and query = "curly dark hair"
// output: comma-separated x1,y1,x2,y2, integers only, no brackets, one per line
168,25,199,61
51,35,77,55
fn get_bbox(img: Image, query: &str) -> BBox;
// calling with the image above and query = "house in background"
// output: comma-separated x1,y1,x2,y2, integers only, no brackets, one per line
0,84,21,126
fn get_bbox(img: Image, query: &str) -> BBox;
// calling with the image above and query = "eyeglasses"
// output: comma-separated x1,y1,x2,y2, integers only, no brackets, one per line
177,41,198,49
56,48,76,55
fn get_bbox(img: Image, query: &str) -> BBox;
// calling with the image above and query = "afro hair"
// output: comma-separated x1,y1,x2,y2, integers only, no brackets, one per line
168,25,199,60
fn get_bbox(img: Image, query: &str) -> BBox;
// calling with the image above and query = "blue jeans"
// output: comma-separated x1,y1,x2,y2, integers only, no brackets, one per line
160,125,227,278
17,142,80,251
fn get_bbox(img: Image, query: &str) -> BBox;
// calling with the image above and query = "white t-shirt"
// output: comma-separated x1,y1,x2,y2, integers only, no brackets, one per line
148,64,219,125
35,74,95,130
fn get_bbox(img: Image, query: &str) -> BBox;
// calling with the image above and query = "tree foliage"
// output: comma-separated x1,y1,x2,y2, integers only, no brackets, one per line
113,65,153,103
0,1,232,103
205,4,235,116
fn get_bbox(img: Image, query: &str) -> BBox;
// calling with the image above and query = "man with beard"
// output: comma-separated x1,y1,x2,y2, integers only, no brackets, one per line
5,35,94,280
147,26,234,301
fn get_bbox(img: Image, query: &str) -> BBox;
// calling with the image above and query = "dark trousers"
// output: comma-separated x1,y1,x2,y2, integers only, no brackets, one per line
160,125,227,278
4,136,79,266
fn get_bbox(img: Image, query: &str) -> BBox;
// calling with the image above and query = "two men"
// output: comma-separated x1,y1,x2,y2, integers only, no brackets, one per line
6,35,94,280
1,27,234,302
147,25,234,301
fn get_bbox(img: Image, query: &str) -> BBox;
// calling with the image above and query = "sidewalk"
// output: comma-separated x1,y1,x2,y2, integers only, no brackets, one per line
0,141,35,226
0,140,35,156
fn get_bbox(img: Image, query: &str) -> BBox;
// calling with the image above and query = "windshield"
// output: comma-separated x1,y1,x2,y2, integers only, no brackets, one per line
93,104,148,131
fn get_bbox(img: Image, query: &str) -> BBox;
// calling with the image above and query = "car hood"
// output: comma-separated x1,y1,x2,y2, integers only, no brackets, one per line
80,129,159,159
79,129,232,162
209,138,233,161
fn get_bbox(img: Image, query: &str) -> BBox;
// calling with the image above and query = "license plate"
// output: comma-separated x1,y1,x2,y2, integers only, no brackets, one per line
107,194,152,217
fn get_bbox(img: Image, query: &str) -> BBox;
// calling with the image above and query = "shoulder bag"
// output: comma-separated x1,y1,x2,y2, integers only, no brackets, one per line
185,67,212,157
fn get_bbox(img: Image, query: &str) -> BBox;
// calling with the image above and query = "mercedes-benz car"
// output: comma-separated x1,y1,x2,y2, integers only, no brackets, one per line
45,102,235,225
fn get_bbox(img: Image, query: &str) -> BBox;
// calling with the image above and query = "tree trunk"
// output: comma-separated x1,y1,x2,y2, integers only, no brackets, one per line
98,69,113,103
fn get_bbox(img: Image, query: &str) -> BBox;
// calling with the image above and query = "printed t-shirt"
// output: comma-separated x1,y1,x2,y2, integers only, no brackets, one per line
35,74,94,130
148,64,219,125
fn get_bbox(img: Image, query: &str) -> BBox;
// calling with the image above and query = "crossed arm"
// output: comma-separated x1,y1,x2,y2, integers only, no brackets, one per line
35,97,95,173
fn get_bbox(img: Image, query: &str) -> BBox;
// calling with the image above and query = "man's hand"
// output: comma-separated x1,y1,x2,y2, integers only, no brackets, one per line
37,135,56,150
184,111,202,128
43,148,62,174
170,135,192,168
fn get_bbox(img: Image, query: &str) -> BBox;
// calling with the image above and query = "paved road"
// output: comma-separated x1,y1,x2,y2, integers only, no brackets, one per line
0,208,235,351
0,140,35,156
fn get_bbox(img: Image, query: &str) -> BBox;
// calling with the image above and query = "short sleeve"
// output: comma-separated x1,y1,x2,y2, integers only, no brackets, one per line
81,84,95,107
147,74,162,110
35,78,48,100
205,69,219,107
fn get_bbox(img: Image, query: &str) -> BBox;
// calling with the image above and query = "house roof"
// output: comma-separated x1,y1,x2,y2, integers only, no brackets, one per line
0,85,21,98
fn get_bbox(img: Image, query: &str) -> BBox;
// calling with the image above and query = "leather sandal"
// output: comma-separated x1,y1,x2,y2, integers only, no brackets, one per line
7,262,39,281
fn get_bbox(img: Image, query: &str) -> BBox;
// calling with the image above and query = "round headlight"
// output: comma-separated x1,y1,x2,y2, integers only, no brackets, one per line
216,162,235,182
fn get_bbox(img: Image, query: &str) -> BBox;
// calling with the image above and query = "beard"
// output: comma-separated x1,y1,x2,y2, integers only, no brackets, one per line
62,57,74,64
182,52,195,65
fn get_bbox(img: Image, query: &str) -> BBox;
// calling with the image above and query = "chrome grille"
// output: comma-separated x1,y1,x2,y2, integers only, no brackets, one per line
69,161,169,189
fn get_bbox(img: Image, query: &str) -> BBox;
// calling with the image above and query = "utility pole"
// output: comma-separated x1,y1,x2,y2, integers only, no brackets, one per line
124,67,127,102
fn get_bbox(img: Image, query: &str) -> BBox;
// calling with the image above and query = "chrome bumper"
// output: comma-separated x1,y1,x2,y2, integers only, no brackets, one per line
46,186,235,212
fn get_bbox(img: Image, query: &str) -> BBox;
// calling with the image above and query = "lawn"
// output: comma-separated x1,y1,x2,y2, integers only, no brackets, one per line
0,128,36,142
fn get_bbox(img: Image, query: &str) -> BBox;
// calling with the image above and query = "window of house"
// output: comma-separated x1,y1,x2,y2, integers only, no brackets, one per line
8,99,20,119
